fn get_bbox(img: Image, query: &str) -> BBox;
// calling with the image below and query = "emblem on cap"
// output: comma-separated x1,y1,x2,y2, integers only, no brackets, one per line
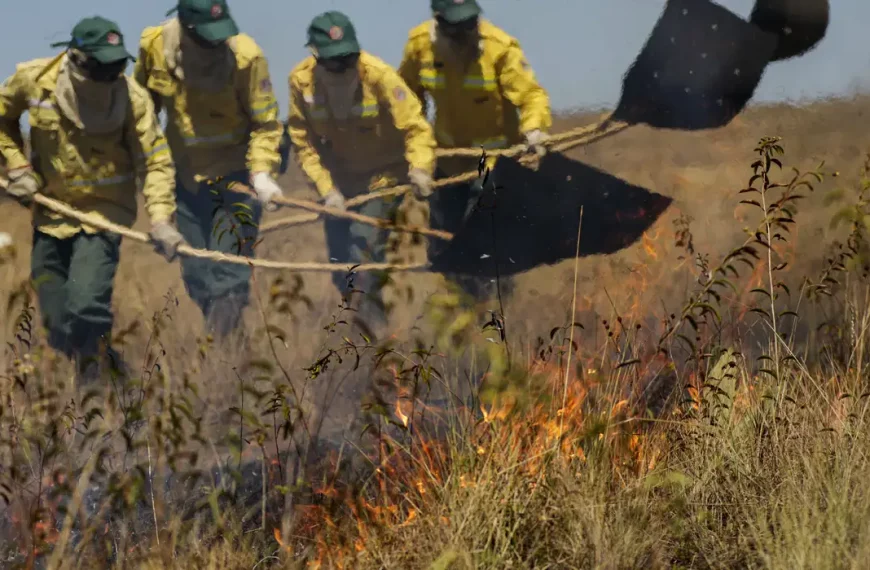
329,26,343,41
107,32,120,45
211,4,223,18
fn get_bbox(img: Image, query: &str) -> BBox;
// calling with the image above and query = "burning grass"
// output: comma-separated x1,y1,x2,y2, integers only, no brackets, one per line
4,137,870,569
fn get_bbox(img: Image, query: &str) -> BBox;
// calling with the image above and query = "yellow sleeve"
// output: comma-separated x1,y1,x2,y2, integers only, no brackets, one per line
132,30,163,115
286,77,334,197
397,38,427,115
375,68,436,175
498,41,552,134
0,65,33,171
242,54,283,175
126,83,176,225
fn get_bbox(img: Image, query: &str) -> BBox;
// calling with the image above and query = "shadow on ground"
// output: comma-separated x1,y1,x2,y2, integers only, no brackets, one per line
429,153,673,278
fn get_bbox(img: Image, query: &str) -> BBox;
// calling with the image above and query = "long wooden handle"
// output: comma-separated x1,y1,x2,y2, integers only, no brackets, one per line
235,182,454,242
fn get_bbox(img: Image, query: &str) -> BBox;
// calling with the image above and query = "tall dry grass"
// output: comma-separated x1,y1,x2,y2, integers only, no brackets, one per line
2,137,870,570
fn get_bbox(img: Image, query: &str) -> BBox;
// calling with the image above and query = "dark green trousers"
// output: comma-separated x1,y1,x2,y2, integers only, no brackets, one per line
324,196,396,326
31,229,121,358
175,171,263,338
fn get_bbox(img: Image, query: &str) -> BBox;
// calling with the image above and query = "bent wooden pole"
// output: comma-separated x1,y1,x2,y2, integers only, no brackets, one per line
29,193,429,272
228,182,453,242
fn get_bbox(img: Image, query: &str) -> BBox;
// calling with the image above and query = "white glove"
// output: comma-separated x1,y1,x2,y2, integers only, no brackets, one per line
408,168,434,199
524,129,549,157
149,221,186,262
0,232,12,251
250,172,283,212
322,189,346,211
6,168,40,203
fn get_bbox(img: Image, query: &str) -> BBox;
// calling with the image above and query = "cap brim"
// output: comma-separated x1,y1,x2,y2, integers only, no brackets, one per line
90,44,135,64
315,39,360,59
440,4,481,23
194,17,239,43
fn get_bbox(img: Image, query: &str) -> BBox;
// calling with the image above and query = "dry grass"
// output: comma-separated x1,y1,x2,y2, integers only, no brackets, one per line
3,96,870,568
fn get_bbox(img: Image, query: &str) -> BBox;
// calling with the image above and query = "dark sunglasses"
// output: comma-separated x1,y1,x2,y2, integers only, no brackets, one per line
318,53,360,73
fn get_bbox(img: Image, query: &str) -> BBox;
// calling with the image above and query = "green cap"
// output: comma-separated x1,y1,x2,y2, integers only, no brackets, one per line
168,0,239,43
51,16,134,63
306,11,361,59
431,0,482,24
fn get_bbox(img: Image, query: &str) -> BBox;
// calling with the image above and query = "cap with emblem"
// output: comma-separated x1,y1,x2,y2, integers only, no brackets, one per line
168,0,239,43
306,11,361,59
431,0,482,24
50,16,134,63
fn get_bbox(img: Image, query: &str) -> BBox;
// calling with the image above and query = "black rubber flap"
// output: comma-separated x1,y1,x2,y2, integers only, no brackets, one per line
750,0,829,61
428,154,673,278
612,0,778,130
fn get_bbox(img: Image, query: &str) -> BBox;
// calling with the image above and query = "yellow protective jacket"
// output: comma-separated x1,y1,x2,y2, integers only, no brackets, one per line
0,54,176,239
133,22,282,188
399,19,552,154
287,51,436,198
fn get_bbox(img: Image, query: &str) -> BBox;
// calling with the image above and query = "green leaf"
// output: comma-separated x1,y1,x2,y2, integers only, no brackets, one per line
676,334,696,352
749,308,771,319
697,303,721,322
751,288,771,299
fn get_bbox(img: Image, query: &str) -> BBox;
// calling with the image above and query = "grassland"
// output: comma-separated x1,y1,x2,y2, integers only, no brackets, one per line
2,95,870,568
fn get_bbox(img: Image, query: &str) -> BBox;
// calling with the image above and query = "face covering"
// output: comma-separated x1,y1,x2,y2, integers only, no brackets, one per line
163,17,235,92
75,56,128,83
434,16,481,63
54,52,128,134
313,55,361,121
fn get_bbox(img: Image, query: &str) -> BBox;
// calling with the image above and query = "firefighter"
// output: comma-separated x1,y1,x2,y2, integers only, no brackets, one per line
398,0,552,300
287,11,437,330
134,0,284,339
0,171,11,254
0,16,183,381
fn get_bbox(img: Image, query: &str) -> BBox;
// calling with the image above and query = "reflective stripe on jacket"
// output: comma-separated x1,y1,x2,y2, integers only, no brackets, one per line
0,55,176,239
133,21,282,188
398,19,552,152
287,51,436,197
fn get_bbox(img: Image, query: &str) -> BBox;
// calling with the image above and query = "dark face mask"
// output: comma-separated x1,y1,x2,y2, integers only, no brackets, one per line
182,24,224,50
318,53,360,74
71,52,127,83
436,16,479,41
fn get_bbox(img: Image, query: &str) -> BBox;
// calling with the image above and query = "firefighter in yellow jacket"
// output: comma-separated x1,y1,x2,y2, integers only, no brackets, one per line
399,0,552,298
134,0,284,338
287,11,437,327
0,16,183,380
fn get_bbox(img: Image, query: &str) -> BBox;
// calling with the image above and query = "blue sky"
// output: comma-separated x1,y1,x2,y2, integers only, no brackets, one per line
2,0,868,114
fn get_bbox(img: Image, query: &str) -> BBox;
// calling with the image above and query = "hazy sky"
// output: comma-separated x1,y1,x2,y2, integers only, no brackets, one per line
1,0,867,114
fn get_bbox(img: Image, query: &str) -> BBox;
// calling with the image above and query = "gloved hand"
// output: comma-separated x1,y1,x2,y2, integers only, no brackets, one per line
408,168,434,199
250,171,283,212
6,168,40,205
0,232,12,251
149,221,186,262
524,129,549,157
322,189,346,211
